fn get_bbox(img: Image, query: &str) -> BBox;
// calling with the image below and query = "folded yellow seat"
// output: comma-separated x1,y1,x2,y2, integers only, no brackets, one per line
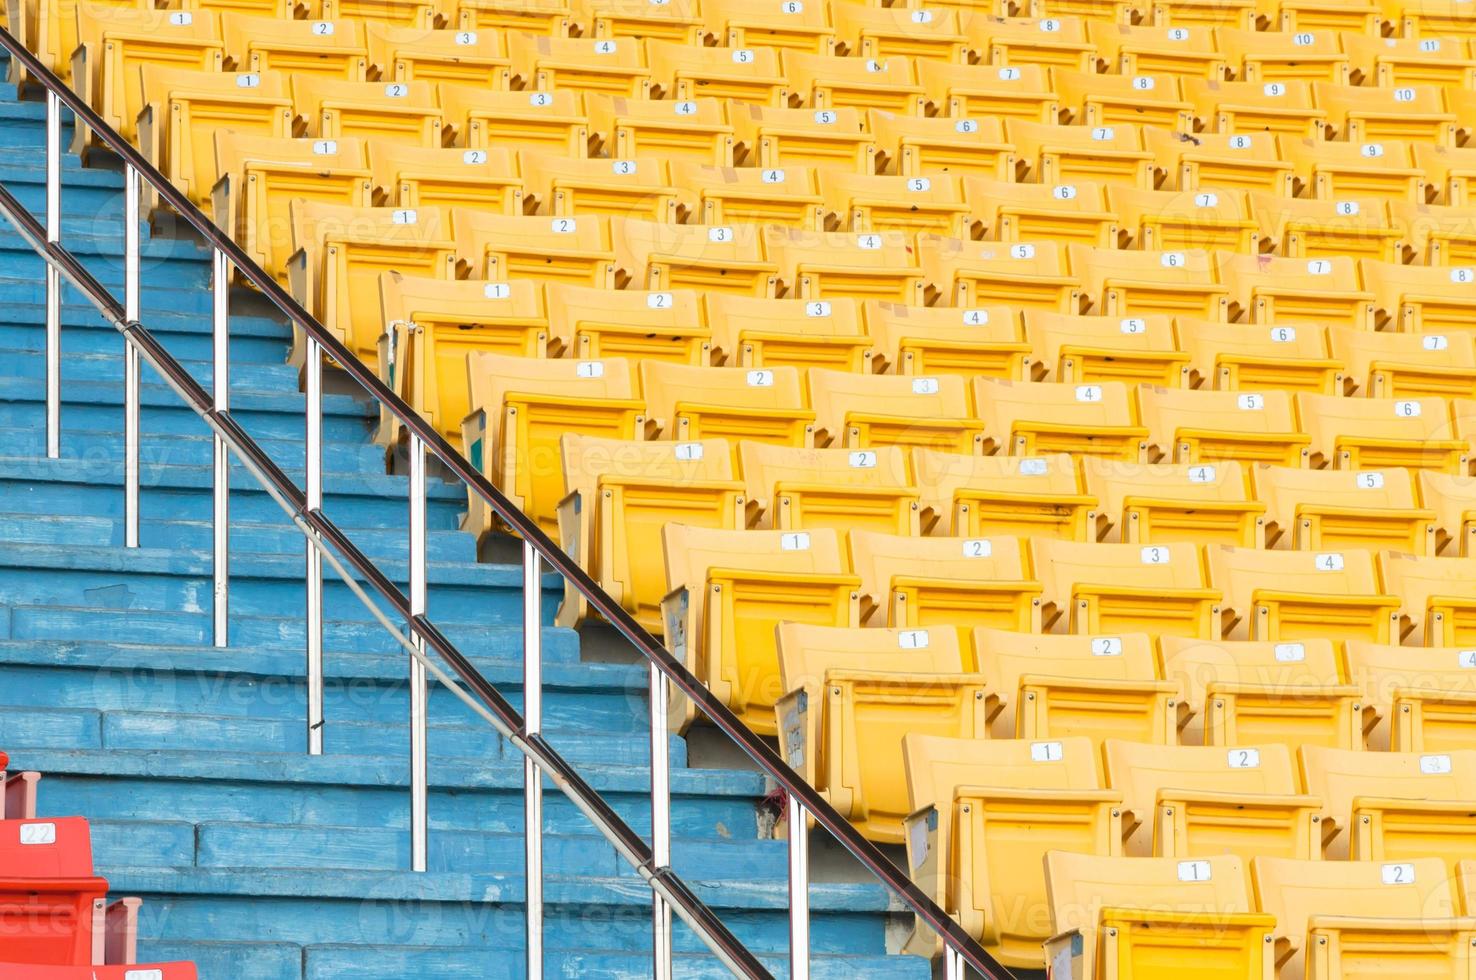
1390,201,1476,266
290,75,443,146
1159,635,1359,748
1023,310,1188,386
375,274,547,447
554,433,743,633
1174,315,1342,394
902,734,1120,971
1248,193,1399,261
1145,126,1295,195
1106,739,1322,859
910,447,1096,539
1255,464,1435,554
660,524,860,735
638,360,814,455
1068,244,1228,318
452,210,615,287
585,94,734,166
1051,67,1194,131
731,104,874,172
1418,471,1476,556
506,33,651,97
916,60,1058,123
1344,32,1476,88
320,0,441,27
438,84,587,155
1006,118,1154,187
864,301,1028,381
920,237,1081,309
1089,21,1229,79
806,368,984,453
1382,0,1476,40
1030,537,1221,637
1217,26,1348,84
1381,550,1476,647
1315,82,1457,145
814,171,968,237
19,0,149,84
570,0,703,42
1326,324,1476,400
1297,392,1466,473
1283,136,1424,201
1218,253,1375,327
222,14,368,80
1208,544,1399,643
781,50,925,114
704,294,868,371
847,529,1043,635
868,109,1014,180
450,0,573,35
775,624,989,842
764,226,924,303
739,442,919,534
1414,143,1476,208
1140,0,1257,29
965,177,1117,247
1345,640,1476,751
1108,186,1256,253
519,151,677,222
965,15,1096,72
974,377,1148,460
1084,457,1261,546
830,1,967,61
1255,0,1380,32
701,0,839,54
1181,78,1324,138
364,24,510,86
646,41,788,104
461,352,644,538
670,162,823,229
369,142,521,211
613,217,774,296
544,281,707,364
1137,385,1310,466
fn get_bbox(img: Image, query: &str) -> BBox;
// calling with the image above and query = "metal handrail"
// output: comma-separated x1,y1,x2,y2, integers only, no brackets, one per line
0,26,1016,980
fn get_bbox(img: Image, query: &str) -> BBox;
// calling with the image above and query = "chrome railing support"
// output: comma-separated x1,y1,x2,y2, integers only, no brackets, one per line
122,164,139,548
409,432,429,873
304,336,324,756
211,247,229,648
945,945,967,980
523,538,544,979
650,665,672,980
43,88,59,460
788,794,810,980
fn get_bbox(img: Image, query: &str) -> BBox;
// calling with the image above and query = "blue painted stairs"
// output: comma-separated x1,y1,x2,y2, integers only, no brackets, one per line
0,56,930,979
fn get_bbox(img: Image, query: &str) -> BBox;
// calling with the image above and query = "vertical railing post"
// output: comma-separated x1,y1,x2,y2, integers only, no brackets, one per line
408,433,429,873
304,337,325,756
788,794,810,980
944,944,966,980
44,89,60,460
211,247,229,648
122,164,140,548
523,539,544,980
650,664,672,980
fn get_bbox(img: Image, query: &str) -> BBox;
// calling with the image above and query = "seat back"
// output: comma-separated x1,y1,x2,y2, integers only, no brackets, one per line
222,14,368,79
808,369,971,443
452,210,614,285
739,442,911,511
368,142,521,212
1159,636,1344,715
544,282,703,362
704,295,866,370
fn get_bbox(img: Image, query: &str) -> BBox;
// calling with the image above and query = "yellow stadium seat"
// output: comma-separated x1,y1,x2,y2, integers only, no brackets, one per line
1383,551,1476,647
639,361,815,450
974,627,1179,741
1030,538,1221,637
1219,254,1375,327
781,51,925,114
1105,739,1321,859
1208,544,1398,642
17,0,149,84
965,178,1118,247
1181,77,1325,139
506,33,650,97
701,0,837,54
1346,640,1476,751
1384,0,1476,39
1390,201,1476,266
965,16,1096,72
1420,472,1476,556
1175,316,1342,394
519,152,677,221
369,142,522,211
974,377,1149,459
740,442,918,534
1023,311,1189,386
1052,68,1193,132
462,353,644,537
1069,245,1229,319
544,282,708,363
181,0,299,15
1299,744,1476,861
704,294,868,371
661,524,860,735
818,171,967,236
646,41,788,104
1145,127,1294,195
868,110,1014,179
1218,27,1349,84
1108,186,1257,253
1327,325,1476,400
1158,635,1360,749
1138,386,1310,466
376,274,548,445
212,134,373,284
222,15,368,80
1256,464,1435,555
438,85,587,154
1255,0,1380,30
289,201,456,366
1416,144,1476,207
902,734,1121,970
449,210,615,287
72,7,223,146
669,163,823,229
1083,458,1263,545
1284,137,1424,201
1044,853,1273,980
1139,0,1257,27
1297,392,1466,473
572,0,702,42
1089,22,1229,79
911,448,1095,539
137,65,293,210
1249,194,1398,261
291,76,442,145
1363,262,1476,334
555,433,743,632
920,237,1081,310
586,95,734,165
831,2,967,61
765,227,925,303
774,624,988,843
731,104,875,171
1344,33,1476,88
807,368,984,452
319,0,439,27
848,529,1043,636
864,301,1030,381
917,61,1058,123
1007,119,1154,187
452,0,572,34
612,217,776,295
364,24,510,86
1315,82,1457,145
1254,855,1476,980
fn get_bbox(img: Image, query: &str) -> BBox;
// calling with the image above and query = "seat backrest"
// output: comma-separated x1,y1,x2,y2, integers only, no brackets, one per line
1344,640,1476,707
1032,537,1207,595
1137,386,1300,443
847,530,1031,606
904,733,1102,812
560,433,733,506
776,623,965,695
613,216,766,263
1045,852,1253,936
972,377,1136,432
1299,745,1476,819
740,443,911,502
216,132,369,176
662,524,846,592
808,369,971,429
639,362,806,417
1253,464,1418,524
1159,636,1344,711
1174,317,1331,368
1297,392,1455,444
1380,551,1476,633
1208,544,1381,604
465,352,635,419
452,210,612,264
764,227,919,274
369,142,517,194
1106,739,1300,802
1008,119,1146,156
1069,243,1219,291
863,301,1022,350
705,295,864,346
1084,458,1247,515
913,448,1082,526
380,273,544,329
1315,81,1447,116
1182,77,1318,114
0,817,95,878
293,200,453,251
973,627,1160,717
545,282,701,336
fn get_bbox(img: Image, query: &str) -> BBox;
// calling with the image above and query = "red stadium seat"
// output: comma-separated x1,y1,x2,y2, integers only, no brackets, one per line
0,967,198,980
0,817,109,965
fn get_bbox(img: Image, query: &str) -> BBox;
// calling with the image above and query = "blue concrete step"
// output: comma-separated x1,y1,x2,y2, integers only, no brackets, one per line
0,306,293,364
